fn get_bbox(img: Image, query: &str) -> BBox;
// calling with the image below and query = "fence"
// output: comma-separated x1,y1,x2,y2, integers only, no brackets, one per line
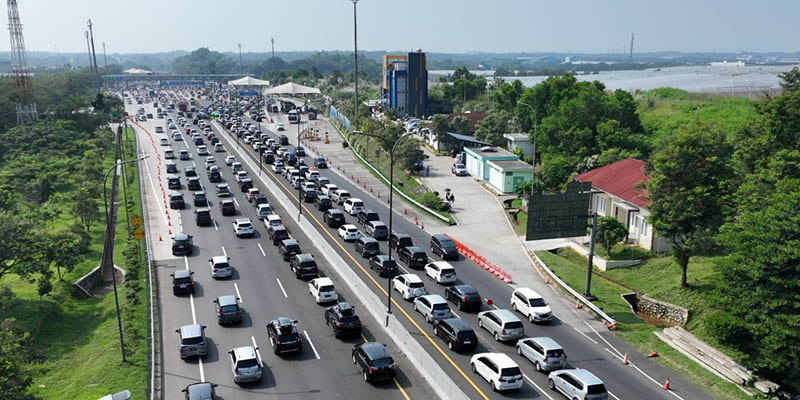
329,105,351,131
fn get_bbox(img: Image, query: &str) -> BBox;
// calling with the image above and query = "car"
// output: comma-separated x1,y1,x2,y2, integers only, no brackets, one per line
413,294,452,323
354,237,380,258
314,157,327,168
177,323,207,358
516,337,567,372
290,253,318,279
389,232,414,250
269,225,289,245
278,239,301,261
548,369,608,400
430,234,459,260
309,277,338,304
214,143,224,152
352,342,396,382
213,295,242,324
194,137,203,146
208,169,222,182
193,191,207,207
165,161,178,173
164,148,175,159
325,302,362,337
452,163,469,176
169,192,186,209
209,255,232,279
171,233,193,255
246,187,260,202
295,146,305,157
302,188,316,202
398,246,428,269
181,382,217,400
277,123,285,131
239,178,254,192
197,145,209,155
471,353,524,391
255,203,272,220
262,151,275,164
331,189,351,205
160,136,169,146
167,174,181,190
477,309,525,342
265,214,283,229
369,255,398,277
278,134,289,144
445,284,482,311
305,170,319,181
393,274,426,300
338,224,361,241
364,221,389,240
194,208,212,226
321,183,338,197
216,183,232,197
187,177,201,191
511,288,553,323
155,126,164,134
235,170,249,183
228,346,263,383
171,269,195,295
231,162,243,172
266,317,302,354
204,159,216,170
271,161,285,173
433,318,478,351
179,150,190,160
314,195,332,211
424,261,457,284
323,208,346,228
233,218,255,238
357,210,380,226
225,155,236,165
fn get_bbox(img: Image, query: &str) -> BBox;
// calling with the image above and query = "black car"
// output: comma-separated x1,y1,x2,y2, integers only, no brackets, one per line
357,209,380,226
208,169,222,182
193,192,207,207
315,195,332,211
430,234,459,260
295,146,305,156
433,318,478,351
389,232,414,250
269,225,289,245
171,233,193,256
290,253,318,279
444,284,482,311
219,199,236,216
184,166,198,177
262,152,275,164
193,137,203,145
166,161,178,174
252,194,268,207
239,178,253,192
354,237,380,258
278,135,289,145
278,239,301,261
302,188,316,203
266,317,302,354
323,208,346,228
194,208,212,226
167,174,181,190
169,192,186,209
187,177,202,191
369,255,398,277
171,269,195,295
352,342,396,382
324,302,362,337
314,157,327,168
398,246,428,269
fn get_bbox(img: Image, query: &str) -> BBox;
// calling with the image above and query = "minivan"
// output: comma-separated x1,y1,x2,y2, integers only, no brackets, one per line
177,324,208,358
164,148,175,159
352,342,396,383
365,221,389,240
354,237,380,258
209,255,232,279
430,233,459,260
548,369,607,400
389,232,413,250
290,253,318,279
357,209,379,225
516,337,567,372
167,174,181,190
477,309,524,342
433,318,477,351
510,288,553,323
399,246,428,269
165,161,178,173
213,295,242,324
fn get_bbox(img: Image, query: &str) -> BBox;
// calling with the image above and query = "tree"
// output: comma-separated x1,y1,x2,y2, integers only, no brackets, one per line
0,318,39,400
395,139,424,172
596,217,629,255
71,186,99,233
431,114,451,143
778,67,800,93
44,233,83,280
645,124,733,287
449,115,469,134
0,213,36,280
474,110,518,146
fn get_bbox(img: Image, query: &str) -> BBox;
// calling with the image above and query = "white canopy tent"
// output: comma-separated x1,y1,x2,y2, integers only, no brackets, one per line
227,76,270,87
262,82,321,96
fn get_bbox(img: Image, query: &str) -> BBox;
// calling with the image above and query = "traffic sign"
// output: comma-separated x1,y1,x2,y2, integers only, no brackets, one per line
133,228,145,240
131,216,144,227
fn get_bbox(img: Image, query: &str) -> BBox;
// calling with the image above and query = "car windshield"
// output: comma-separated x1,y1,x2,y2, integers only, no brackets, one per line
372,357,394,368
338,315,359,323
239,223,252,228
587,384,607,394
181,336,203,345
529,298,547,307
287,245,300,252
237,358,258,368
500,367,522,377
220,305,238,313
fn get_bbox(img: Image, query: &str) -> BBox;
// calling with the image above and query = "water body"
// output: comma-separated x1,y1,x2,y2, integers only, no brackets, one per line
430,65,800,94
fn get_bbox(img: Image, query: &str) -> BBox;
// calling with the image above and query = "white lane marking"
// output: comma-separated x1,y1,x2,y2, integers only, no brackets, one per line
213,220,219,231
221,246,227,257
303,330,320,360
233,197,240,207
572,327,599,345
275,278,288,298
397,264,409,274
608,390,622,400
491,303,500,310
257,243,266,257
251,336,263,360
198,358,205,382
234,282,243,303
450,310,461,320
192,161,197,168
523,374,554,400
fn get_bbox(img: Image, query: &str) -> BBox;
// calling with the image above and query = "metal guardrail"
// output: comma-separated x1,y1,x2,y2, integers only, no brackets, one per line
530,251,617,326
327,118,451,224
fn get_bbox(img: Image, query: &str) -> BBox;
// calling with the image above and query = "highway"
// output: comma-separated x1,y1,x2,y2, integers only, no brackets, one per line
127,95,435,400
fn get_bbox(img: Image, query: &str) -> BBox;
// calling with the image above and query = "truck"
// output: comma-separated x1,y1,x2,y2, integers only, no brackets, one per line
178,101,188,112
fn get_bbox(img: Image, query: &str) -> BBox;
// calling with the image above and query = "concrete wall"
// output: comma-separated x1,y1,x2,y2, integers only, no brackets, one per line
638,295,688,326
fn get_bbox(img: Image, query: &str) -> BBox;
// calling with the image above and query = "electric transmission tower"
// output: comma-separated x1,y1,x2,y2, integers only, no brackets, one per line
7,0,38,124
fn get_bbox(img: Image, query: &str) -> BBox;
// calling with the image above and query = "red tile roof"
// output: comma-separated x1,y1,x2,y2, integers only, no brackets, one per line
575,158,649,208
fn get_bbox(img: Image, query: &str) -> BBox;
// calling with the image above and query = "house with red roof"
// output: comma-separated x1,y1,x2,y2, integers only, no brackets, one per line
574,158,668,252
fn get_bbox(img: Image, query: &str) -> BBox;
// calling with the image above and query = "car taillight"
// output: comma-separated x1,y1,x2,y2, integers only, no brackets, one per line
461,296,467,302
543,356,548,362
234,367,239,373
336,323,342,328
274,338,279,344
390,363,396,369
367,366,374,372
217,311,222,316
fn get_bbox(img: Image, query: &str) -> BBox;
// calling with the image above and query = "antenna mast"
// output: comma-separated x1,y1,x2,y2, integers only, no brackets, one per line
628,33,634,64
7,0,38,124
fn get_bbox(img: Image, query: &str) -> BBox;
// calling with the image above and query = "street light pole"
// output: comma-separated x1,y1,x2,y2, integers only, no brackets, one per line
297,116,303,220
352,0,359,130
102,155,148,363
518,101,537,197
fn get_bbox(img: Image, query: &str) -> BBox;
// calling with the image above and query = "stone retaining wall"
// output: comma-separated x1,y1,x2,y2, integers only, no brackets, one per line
638,295,688,326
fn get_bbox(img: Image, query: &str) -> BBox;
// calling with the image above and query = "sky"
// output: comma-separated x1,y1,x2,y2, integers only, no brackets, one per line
7,0,800,54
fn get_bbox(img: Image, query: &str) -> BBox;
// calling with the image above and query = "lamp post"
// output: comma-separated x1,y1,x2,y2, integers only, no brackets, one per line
352,0,359,130
517,101,538,197
102,155,148,363
352,130,414,326
297,114,303,220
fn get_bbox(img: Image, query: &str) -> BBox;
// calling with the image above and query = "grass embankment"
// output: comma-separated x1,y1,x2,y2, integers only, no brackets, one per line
535,248,758,400
2,127,149,400
504,198,528,237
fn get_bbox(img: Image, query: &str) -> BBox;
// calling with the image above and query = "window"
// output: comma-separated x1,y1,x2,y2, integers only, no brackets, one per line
595,196,607,216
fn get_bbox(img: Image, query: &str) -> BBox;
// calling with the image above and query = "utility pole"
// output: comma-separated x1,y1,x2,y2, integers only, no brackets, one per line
85,31,95,77
238,43,243,75
628,33,634,64
87,19,99,89
352,0,359,130
7,0,38,124
102,41,107,68
271,37,275,66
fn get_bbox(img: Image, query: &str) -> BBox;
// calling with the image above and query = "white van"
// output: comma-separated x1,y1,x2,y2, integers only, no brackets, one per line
343,198,365,215
209,255,232,279
164,148,175,159
510,288,553,323
160,136,169,146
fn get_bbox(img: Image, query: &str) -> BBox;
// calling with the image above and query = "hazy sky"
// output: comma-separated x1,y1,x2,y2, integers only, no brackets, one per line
9,0,800,54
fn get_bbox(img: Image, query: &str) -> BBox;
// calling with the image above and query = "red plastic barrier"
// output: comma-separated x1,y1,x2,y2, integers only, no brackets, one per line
444,233,512,284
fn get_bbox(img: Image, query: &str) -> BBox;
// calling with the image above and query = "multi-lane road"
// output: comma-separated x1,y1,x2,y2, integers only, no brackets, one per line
130,88,712,400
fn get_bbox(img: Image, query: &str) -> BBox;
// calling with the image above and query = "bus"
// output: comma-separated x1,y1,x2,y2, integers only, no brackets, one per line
288,110,300,124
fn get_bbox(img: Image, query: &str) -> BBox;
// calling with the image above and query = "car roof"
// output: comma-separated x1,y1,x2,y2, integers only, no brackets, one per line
398,273,423,283
232,345,257,360
432,233,451,241
404,246,424,253
274,316,295,327
514,287,543,299
267,215,281,220
281,239,298,246
358,237,378,243
313,277,334,286
180,323,203,338
478,352,518,368
217,295,237,306
174,233,190,240
196,208,210,213
235,218,251,223
564,369,603,385
368,221,386,227
429,261,454,270
359,342,391,360
185,382,213,399
525,336,562,350
452,284,478,294
342,224,357,229
418,294,446,304
173,269,192,278
211,255,228,263
328,208,343,214
440,317,472,332
487,309,519,322
295,253,314,262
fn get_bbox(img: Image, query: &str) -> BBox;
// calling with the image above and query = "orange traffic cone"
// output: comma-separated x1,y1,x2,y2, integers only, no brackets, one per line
414,216,418,225
663,377,670,390
575,300,583,309
168,228,172,235
544,276,551,284
158,235,163,242
622,353,628,365
647,352,659,358
421,222,424,230
404,209,407,215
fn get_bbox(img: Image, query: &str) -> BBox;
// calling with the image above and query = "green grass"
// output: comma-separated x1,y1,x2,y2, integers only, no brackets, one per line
505,198,528,237
535,249,759,400
1,127,149,400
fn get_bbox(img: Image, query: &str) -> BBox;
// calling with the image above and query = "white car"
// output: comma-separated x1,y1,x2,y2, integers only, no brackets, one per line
308,277,338,304
232,162,243,172
271,162,284,173
306,170,320,181
510,288,553,323
232,218,255,238
343,198,365,215
424,261,457,284
470,353,524,391
214,143,224,152
255,203,273,220
413,294,451,323
321,183,338,196
331,189,351,205
229,346,263,383
265,215,282,229
393,274,426,300
277,123,285,131
302,182,317,192
338,224,361,241
225,155,236,165
159,137,169,146
235,171,248,183
197,145,209,155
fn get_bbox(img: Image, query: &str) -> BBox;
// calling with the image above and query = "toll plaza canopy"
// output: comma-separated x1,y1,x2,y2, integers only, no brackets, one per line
263,82,321,96
227,76,270,87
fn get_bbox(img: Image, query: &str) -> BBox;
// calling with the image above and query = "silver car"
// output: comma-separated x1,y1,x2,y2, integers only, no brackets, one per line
413,294,452,323
477,309,524,341
177,324,208,359
516,337,566,372
548,369,608,400
229,346,263,383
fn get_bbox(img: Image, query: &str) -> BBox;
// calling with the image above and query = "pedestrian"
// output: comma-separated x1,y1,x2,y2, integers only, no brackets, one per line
426,165,430,176
450,194,455,204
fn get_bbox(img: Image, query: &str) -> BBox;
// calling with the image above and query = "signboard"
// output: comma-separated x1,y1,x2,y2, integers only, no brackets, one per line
131,216,143,227
526,182,592,241
132,227,145,240
238,91,259,96
160,81,203,86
